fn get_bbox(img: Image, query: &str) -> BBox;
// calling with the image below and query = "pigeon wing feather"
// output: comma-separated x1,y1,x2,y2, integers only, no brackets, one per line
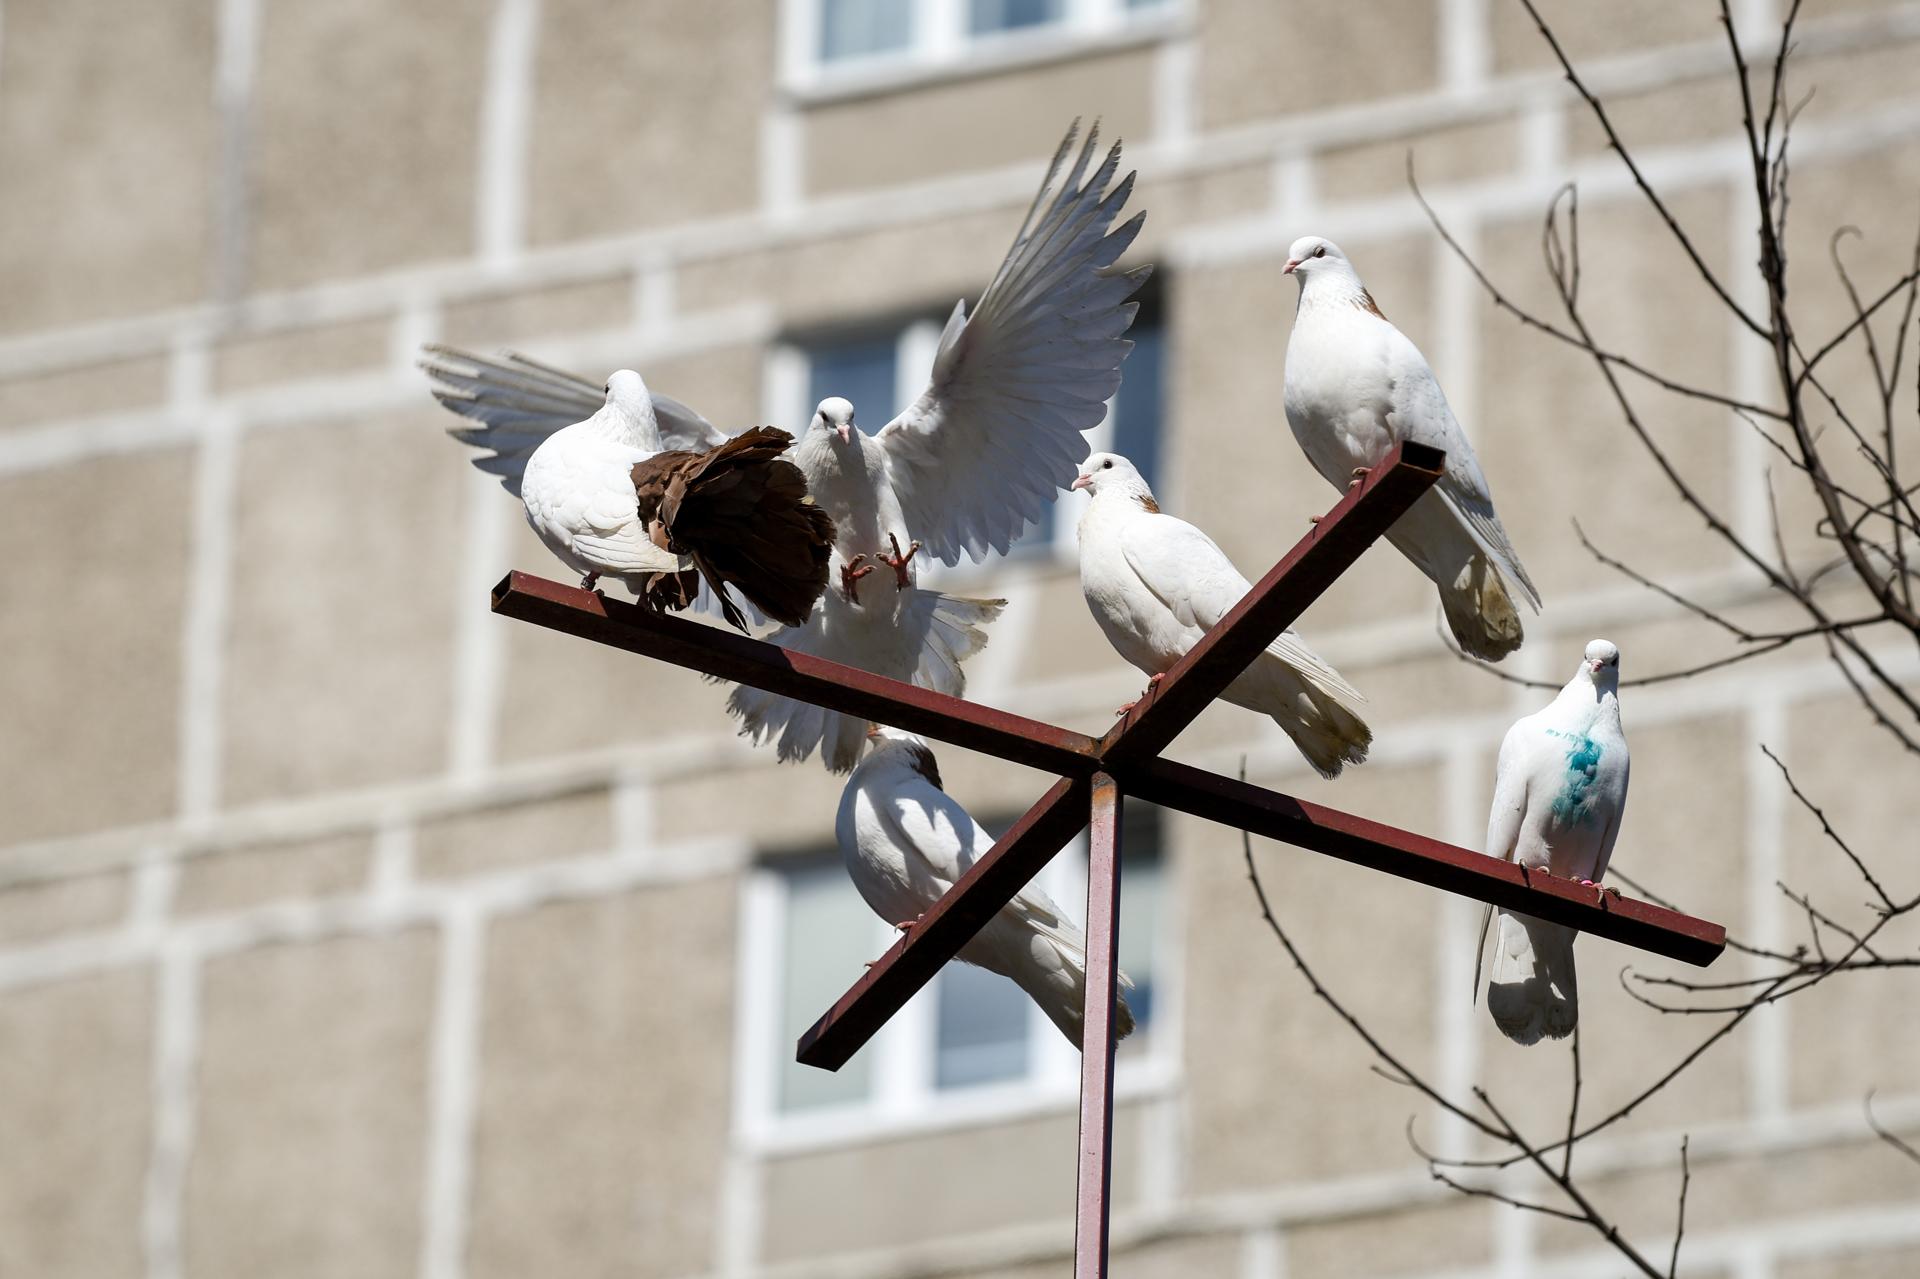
876,123,1151,563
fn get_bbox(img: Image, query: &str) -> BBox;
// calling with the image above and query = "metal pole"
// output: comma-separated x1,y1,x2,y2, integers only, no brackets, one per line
1075,772,1123,1279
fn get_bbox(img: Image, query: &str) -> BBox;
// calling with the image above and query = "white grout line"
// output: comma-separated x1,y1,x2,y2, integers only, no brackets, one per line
128,844,181,936
1433,742,1488,1160
760,105,804,222
141,944,200,1279
1151,33,1197,153
212,0,260,303
175,407,239,828
1744,697,1790,1122
1440,0,1490,94
447,472,510,782
634,249,675,334
476,0,540,268
611,768,655,861
419,905,486,1279
1240,1225,1285,1279
368,818,416,909
1727,179,1777,563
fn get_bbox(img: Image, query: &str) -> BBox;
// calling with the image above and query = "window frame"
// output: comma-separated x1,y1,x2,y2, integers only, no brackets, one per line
731,824,1184,1156
778,0,1187,103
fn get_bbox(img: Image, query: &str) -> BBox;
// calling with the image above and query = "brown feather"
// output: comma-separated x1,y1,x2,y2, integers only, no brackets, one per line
1136,494,1160,514
632,426,836,630
1358,289,1387,320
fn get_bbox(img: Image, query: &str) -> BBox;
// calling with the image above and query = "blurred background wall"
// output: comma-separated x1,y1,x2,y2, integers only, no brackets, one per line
3,1,1919,1276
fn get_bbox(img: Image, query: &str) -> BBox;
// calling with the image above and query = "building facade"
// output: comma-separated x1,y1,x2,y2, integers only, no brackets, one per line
3,1,1919,1276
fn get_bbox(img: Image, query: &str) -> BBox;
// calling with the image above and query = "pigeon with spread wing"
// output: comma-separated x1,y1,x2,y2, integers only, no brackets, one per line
424,121,1150,769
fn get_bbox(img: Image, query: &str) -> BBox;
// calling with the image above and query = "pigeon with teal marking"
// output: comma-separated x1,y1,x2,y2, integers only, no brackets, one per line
1473,639,1630,1045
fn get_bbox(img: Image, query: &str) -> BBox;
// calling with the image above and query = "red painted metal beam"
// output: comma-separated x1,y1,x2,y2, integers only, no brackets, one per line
1125,756,1725,965
1074,773,1123,1279
491,571,1100,778
795,774,1092,1071
1100,440,1447,767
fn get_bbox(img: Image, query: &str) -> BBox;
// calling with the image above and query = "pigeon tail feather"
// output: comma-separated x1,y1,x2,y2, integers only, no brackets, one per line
1223,649,1374,779
639,427,837,630
1271,678,1373,780
1440,553,1526,662
727,588,1005,772
967,926,1136,1050
1485,910,1579,1045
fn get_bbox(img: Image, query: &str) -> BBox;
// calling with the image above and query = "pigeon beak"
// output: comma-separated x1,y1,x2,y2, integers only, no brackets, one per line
1070,473,1093,492
834,424,852,445
864,723,883,740
1283,258,1301,275
1588,659,1605,674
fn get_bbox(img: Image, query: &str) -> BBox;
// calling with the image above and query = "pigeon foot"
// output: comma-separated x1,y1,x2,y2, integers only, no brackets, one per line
1347,466,1372,491
882,534,922,589
1115,673,1167,717
841,555,878,604
579,571,600,591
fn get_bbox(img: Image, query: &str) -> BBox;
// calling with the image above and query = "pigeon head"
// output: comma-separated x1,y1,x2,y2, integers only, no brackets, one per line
1282,235,1350,279
812,397,857,446
1577,639,1621,690
862,725,944,789
600,369,662,445
1072,452,1154,502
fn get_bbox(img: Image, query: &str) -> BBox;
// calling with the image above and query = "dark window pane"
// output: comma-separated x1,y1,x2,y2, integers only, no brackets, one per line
820,0,914,61
807,336,899,427
969,0,1066,34
935,961,1031,1089
778,859,876,1110
1112,318,1163,491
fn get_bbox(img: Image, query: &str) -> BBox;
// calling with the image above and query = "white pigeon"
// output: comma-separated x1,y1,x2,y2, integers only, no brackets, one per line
514,369,835,630
424,121,1149,771
1282,235,1540,661
837,727,1134,1048
1473,639,1630,1045
733,122,1150,769
1073,453,1373,778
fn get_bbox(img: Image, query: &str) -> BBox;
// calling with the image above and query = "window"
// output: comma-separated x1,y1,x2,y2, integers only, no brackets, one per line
771,288,1166,568
737,802,1174,1148
782,0,1178,95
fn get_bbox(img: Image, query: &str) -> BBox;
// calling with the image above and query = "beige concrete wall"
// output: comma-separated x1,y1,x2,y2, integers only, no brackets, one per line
2,2,1919,1278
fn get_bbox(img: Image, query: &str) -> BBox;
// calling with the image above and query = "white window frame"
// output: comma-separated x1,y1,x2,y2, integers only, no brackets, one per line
731,829,1183,1156
778,0,1187,103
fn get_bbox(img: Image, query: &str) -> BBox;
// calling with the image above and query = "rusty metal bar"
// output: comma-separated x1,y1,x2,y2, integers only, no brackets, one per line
1125,756,1726,965
796,775,1093,1070
1100,440,1446,768
491,571,1101,777
1074,773,1123,1279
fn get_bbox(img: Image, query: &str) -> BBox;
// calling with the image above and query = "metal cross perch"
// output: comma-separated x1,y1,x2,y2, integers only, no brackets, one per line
490,440,1727,1278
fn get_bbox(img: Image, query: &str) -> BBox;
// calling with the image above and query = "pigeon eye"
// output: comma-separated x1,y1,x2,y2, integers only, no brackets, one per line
1102,460,1113,469
1312,245,1327,259
603,383,610,394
